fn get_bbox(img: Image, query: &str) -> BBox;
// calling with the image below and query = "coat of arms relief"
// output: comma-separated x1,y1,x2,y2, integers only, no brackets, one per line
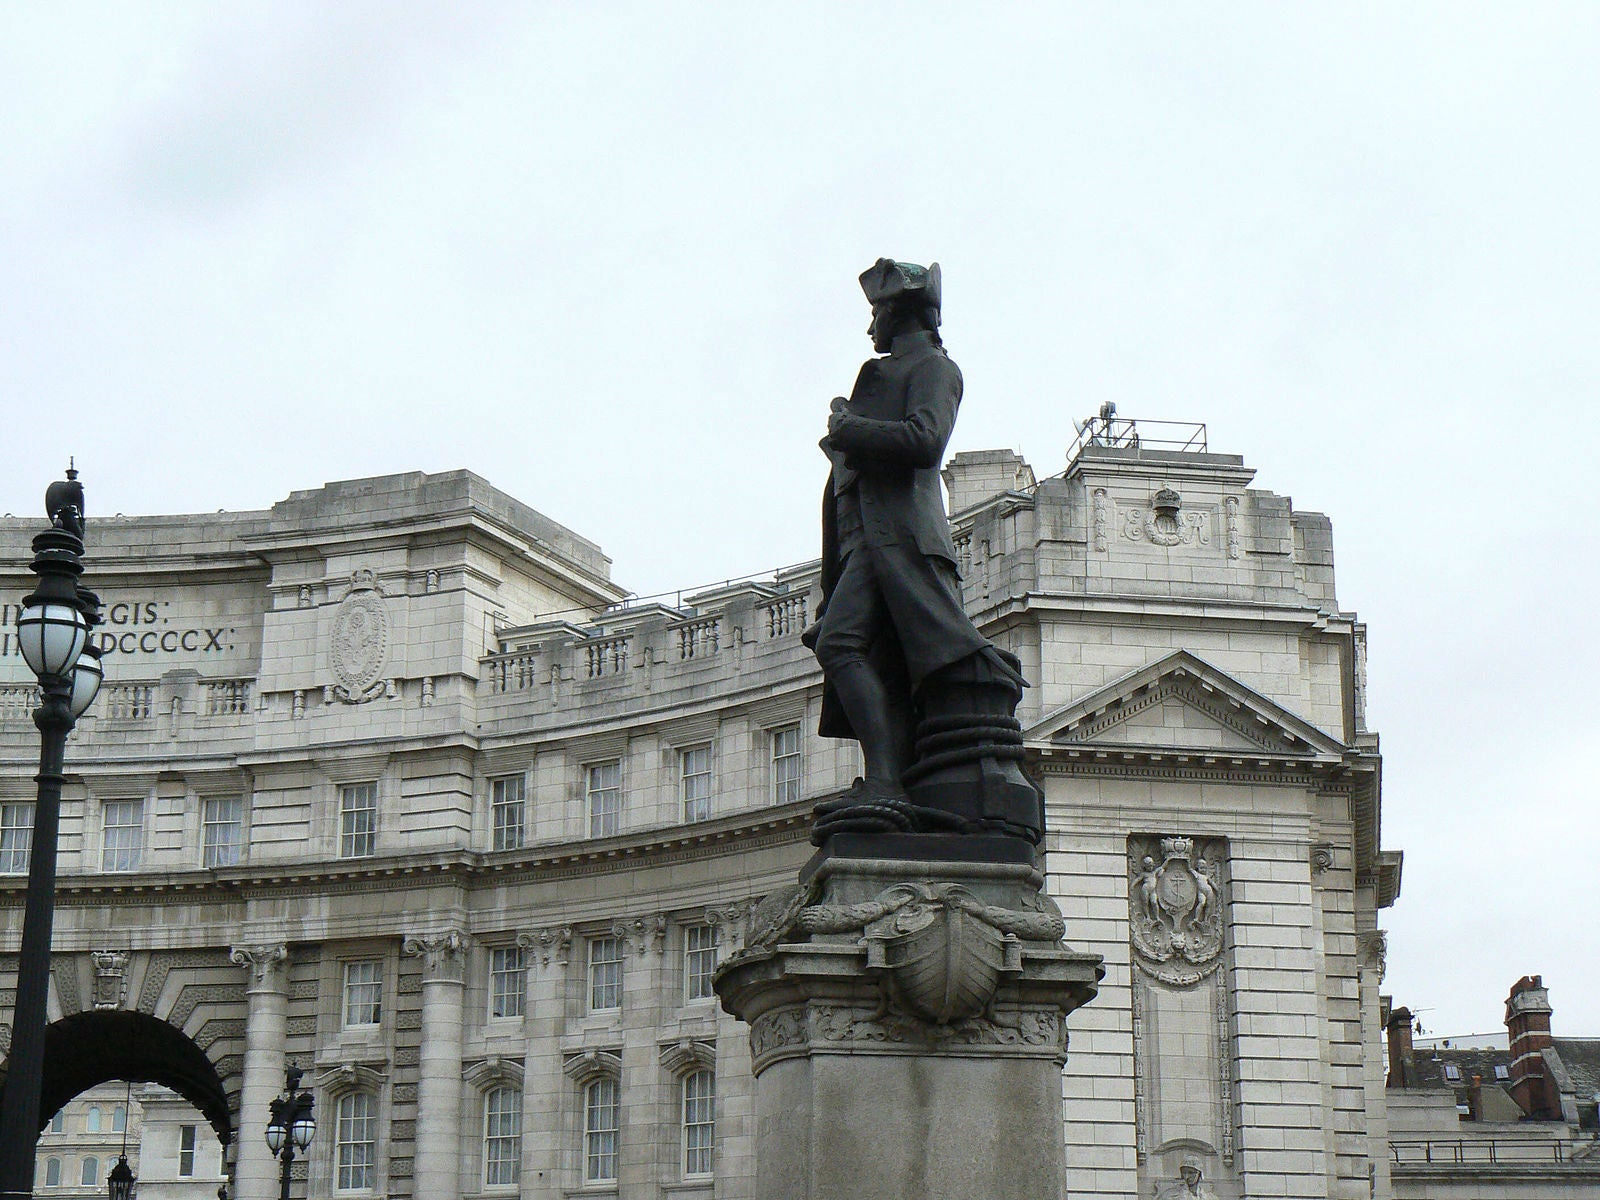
1129,835,1225,985
1128,834,1236,1191
330,569,389,703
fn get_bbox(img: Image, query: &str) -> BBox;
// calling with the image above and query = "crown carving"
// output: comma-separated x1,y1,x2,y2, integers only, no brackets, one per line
1160,836,1194,860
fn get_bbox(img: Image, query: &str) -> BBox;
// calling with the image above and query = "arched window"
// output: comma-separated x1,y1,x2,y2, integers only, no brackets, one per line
44,1158,61,1187
682,1069,715,1176
335,1092,377,1191
583,1077,619,1183
483,1086,521,1187
85,1106,102,1133
81,1157,100,1187
49,1110,65,1133
112,1104,126,1133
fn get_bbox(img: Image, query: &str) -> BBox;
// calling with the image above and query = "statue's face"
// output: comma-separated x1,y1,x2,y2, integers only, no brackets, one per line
1181,1166,1201,1185
869,302,897,352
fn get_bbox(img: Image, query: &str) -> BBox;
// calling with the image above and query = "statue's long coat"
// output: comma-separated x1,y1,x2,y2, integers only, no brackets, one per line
814,330,990,739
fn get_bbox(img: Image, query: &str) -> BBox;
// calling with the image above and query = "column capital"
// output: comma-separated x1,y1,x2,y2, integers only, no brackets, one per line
230,943,289,992
612,913,666,957
403,929,468,982
516,925,572,968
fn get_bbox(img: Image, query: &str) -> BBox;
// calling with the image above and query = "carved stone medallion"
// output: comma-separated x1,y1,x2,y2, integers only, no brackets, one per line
1129,835,1225,984
1122,488,1212,548
330,569,388,703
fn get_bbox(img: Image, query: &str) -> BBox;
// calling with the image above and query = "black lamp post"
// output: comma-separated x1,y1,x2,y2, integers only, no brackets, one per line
105,1079,135,1200
0,467,105,1200
264,1065,315,1200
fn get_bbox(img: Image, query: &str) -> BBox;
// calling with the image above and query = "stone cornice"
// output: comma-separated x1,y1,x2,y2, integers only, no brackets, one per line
979,591,1356,632
0,800,812,905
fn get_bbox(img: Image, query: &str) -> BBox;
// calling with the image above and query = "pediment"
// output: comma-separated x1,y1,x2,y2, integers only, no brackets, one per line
1027,650,1345,758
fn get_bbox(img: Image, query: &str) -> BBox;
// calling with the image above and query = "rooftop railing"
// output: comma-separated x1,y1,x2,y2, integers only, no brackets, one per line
1066,414,1207,463
1390,1137,1578,1165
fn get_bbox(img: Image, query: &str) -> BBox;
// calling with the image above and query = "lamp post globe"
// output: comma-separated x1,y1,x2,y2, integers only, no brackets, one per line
268,1066,315,1200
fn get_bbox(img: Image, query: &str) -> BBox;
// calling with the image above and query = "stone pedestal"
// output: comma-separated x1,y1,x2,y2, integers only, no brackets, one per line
715,839,1102,1200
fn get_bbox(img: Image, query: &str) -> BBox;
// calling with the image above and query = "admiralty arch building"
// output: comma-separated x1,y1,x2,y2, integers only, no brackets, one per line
1,430,1406,1200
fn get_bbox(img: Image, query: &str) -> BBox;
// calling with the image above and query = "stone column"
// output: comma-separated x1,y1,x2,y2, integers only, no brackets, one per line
404,931,468,1200
517,925,572,1185
715,843,1102,1200
230,944,289,1200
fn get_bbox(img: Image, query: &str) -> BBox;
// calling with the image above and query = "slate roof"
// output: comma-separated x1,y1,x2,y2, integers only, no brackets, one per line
1552,1038,1600,1102
1417,1045,1513,1091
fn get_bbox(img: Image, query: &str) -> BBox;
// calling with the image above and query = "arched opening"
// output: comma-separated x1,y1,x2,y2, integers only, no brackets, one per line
0,1009,232,1146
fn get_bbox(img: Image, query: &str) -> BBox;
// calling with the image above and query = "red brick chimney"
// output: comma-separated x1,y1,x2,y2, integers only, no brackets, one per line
1505,975,1560,1118
1386,1005,1417,1088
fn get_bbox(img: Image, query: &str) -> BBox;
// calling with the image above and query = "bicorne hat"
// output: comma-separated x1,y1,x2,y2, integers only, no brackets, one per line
859,258,942,322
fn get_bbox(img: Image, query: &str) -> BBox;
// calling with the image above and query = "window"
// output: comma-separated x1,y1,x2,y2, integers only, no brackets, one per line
771,726,802,805
1494,1064,1511,1081
490,775,526,851
335,1092,377,1190
584,1078,619,1183
112,1105,125,1133
489,946,525,1019
340,783,378,858
483,1086,521,1187
1443,1063,1461,1082
681,745,712,823
343,960,383,1027
81,1157,99,1187
684,925,717,1003
202,795,244,867
179,1124,197,1176
101,801,143,871
588,936,622,1012
44,1158,60,1187
86,1106,102,1133
586,761,621,838
682,1069,715,1177
0,802,32,874
50,1110,64,1133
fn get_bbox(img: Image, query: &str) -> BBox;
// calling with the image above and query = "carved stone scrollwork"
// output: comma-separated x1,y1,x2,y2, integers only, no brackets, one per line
1129,835,1226,985
749,1002,1067,1073
1122,489,1212,548
612,914,666,957
1309,843,1335,874
402,930,467,982
517,925,572,968
1225,495,1241,560
704,899,758,953
91,951,129,1010
740,884,815,956
659,1038,716,1076
561,1048,622,1084
1358,929,1388,982
1093,488,1109,553
230,944,289,990
799,882,1064,1025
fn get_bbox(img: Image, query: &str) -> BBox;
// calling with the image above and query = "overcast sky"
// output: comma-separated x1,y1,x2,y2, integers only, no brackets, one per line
3,3,1597,1039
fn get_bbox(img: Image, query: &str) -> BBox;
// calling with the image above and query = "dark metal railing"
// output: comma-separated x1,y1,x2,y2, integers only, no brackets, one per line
1066,414,1207,462
1390,1138,1573,1165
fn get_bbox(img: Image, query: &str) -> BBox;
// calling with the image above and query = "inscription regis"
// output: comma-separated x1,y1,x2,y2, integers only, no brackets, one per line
0,598,238,659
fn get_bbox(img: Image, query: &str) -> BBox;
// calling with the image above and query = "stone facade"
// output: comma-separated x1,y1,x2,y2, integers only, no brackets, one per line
0,439,1408,1198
